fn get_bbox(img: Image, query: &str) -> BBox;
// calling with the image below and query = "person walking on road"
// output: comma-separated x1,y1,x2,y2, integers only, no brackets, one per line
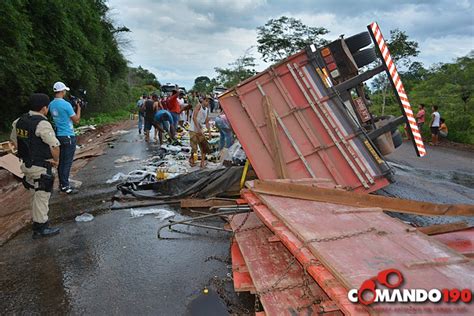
167,88,181,131
137,93,147,134
429,105,441,146
189,96,211,168
49,82,80,194
143,95,158,142
11,93,61,238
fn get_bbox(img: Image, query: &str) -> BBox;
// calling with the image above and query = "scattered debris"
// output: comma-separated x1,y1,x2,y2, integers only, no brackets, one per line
0,141,16,155
0,154,23,178
111,130,130,136
69,179,82,189
75,213,94,222
130,208,175,220
75,125,96,135
114,156,140,164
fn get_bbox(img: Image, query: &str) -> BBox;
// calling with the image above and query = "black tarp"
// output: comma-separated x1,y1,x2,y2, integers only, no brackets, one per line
117,166,244,200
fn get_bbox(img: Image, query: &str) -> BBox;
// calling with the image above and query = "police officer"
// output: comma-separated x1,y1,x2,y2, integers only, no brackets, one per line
11,93,61,238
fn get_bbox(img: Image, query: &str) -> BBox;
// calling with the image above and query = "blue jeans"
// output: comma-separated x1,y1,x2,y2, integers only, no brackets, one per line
57,136,77,189
138,113,144,131
170,112,179,129
219,129,233,150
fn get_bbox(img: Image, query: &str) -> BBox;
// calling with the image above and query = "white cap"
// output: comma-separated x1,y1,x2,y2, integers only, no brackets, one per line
53,81,70,92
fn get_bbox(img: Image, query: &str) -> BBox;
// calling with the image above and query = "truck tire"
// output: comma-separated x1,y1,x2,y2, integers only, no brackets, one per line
353,48,378,68
391,130,403,148
345,32,372,53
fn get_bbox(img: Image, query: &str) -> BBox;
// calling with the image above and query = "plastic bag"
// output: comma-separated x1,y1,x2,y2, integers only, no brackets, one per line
130,208,175,221
75,213,94,222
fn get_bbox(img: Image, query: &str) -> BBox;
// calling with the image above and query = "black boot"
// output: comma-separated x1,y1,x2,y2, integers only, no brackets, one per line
32,221,60,239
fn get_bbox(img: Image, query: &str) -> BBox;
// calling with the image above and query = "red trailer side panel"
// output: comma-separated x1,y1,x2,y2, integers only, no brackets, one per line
220,51,390,193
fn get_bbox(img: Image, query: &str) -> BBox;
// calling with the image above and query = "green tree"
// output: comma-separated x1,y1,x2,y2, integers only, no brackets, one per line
372,29,420,115
256,16,329,63
215,53,257,88
128,66,160,89
409,53,474,143
192,76,212,94
0,0,133,132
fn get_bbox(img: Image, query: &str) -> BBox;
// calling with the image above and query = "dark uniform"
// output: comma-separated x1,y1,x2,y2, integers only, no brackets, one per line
11,94,60,238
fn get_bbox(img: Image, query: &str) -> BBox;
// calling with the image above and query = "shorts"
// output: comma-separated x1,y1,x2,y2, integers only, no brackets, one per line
439,131,448,138
189,131,209,154
417,122,424,131
430,126,439,135
144,119,153,131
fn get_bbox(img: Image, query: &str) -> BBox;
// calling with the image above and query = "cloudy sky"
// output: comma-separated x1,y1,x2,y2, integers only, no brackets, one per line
108,0,474,89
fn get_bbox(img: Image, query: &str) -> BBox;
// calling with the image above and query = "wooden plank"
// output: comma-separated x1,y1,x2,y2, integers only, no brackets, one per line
418,221,470,235
180,198,236,208
242,191,367,316
251,191,474,314
229,213,342,316
262,95,287,178
0,153,23,178
432,228,474,257
231,240,256,293
252,180,474,216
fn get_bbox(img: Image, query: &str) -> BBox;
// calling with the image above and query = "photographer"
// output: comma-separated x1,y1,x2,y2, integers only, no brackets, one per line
49,81,81,194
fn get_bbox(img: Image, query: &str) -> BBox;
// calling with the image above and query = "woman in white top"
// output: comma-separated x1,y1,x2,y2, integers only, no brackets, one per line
429,105,441,146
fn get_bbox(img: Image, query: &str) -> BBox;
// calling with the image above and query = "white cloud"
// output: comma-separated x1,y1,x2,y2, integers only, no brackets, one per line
107,0,474,89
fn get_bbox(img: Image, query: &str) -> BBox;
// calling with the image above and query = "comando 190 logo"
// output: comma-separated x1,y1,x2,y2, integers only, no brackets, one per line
348,268,472,305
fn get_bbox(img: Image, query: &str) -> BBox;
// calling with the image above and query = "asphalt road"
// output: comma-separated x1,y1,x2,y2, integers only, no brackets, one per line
0,129,472,315
0,126,252,315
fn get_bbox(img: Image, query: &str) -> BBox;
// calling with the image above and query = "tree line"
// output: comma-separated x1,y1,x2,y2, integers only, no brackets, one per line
192,16,472,144
0,0,158,133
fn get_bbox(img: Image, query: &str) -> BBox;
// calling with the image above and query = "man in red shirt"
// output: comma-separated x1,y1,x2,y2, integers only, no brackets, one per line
167,89,181,130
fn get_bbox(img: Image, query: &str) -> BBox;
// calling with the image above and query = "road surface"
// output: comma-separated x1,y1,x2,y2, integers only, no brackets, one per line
1,128,472,315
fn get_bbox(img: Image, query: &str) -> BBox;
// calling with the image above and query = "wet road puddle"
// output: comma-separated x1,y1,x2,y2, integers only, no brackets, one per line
186,289,229,316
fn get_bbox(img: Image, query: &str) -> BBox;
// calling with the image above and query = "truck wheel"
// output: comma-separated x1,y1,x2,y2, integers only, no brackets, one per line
345,32,372,53
391,130,403,148
353,48,378,68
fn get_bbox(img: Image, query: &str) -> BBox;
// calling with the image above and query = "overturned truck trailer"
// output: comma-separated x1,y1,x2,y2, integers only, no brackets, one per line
220,23,424,193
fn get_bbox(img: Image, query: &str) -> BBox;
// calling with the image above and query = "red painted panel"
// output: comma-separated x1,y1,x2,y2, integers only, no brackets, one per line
220,50,390,193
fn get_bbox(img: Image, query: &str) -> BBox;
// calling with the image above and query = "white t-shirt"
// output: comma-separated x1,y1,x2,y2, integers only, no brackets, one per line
189,106,209,132
432,111,440,127
178,98,187,122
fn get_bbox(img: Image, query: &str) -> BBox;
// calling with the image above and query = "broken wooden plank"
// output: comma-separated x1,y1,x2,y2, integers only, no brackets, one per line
432,228,474,258
242,191,368,316
250,190,474,314
231,240,256,293
418,221,470,235
229,212,342,316
251,180,474,216
0,153,23,178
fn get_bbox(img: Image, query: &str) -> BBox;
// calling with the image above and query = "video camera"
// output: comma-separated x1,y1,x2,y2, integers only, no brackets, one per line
69,89,88,112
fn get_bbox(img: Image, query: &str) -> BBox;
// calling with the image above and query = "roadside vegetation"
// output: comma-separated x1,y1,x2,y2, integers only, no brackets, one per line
0,0,158,138
192,16,472,144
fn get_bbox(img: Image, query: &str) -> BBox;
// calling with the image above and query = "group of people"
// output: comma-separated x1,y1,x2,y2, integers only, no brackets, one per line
136,88,233,168
414,104,448,146
10,82,81,239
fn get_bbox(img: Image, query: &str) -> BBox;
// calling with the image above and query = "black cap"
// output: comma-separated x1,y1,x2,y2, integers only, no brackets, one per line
30,93,50,111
